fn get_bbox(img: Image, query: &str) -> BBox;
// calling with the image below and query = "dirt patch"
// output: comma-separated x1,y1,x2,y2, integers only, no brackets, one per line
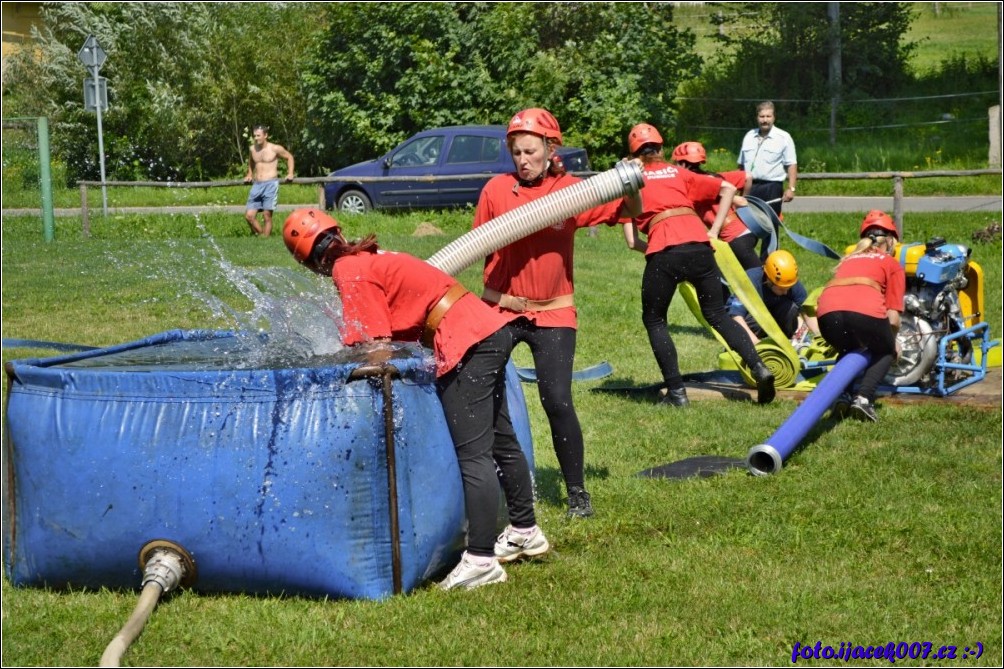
685,367,1002,409
412,222,444,237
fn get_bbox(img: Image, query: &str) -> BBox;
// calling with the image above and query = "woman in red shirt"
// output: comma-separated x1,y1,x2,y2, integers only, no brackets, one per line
622,123,775,407
283,208,550,590
817,210,906,421
671,141,762,270
474,108,642,518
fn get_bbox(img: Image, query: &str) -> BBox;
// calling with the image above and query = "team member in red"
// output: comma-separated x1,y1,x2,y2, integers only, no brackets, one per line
671,141,761,270
474,107,642,518
283,208,550,591
817,210,906,422
622,123,775,408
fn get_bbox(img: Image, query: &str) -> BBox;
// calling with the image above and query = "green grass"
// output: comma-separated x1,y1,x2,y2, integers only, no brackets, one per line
0,183,324,210
675,2,1000,74
906,2,1001,74
2,209,1001,666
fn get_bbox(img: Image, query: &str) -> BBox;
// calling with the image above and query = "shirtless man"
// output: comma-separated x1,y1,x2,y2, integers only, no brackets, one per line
244,124,295,236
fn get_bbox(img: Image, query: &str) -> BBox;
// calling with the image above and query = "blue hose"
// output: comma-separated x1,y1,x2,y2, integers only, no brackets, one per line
746,351,870,475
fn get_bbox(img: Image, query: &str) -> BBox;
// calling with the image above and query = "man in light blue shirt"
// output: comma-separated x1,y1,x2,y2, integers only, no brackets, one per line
737,101,797,217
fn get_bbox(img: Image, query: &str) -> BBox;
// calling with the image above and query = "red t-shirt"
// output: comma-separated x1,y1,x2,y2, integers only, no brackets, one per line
332,250,508,377
634,161,724,255
474,171,627,329
703,170,751,243
816,250,906,320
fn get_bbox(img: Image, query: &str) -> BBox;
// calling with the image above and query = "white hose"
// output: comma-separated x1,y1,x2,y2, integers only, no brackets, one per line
426,161,645,276
99,583,163,667
99,546,190,667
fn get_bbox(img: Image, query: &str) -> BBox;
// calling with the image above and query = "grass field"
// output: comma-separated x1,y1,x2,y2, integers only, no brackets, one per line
1,207,1001,666
674,1,1000,72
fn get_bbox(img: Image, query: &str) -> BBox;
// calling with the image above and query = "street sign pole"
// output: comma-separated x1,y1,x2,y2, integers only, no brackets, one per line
78,35,109,216
93,74,108,216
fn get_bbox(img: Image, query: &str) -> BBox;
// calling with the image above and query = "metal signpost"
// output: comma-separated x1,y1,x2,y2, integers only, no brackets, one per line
78,35,109,216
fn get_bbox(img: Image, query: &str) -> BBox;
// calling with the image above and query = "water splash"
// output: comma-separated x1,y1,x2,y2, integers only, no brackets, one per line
92,224,431,370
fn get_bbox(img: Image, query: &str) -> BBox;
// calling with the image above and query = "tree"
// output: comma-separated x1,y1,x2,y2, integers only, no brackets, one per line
4,2,701,180
677,2,917,142
3,3,322,183
301,2,701,170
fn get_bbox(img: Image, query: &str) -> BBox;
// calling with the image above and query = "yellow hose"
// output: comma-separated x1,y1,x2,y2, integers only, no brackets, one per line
755,340,799,388
678,240,802,388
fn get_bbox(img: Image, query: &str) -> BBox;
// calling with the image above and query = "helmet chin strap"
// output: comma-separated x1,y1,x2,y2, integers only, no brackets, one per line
515,159,551,189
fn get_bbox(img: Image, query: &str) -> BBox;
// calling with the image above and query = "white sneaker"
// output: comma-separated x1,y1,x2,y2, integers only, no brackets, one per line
438,552,507,590
494,525,550,563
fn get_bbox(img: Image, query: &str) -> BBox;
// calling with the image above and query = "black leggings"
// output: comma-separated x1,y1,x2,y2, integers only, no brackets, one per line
818,311,897,402
505,318,585,490
437,328,536,557
641,243,763,390
729,232,763,270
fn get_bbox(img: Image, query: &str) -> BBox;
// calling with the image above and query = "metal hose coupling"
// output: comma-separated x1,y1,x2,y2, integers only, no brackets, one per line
138,539,197,592
614,158,646,192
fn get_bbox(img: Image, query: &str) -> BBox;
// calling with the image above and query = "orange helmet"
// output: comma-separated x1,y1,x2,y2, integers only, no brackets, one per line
671,141,707,164
507,108,563,145
762,250,799,288
627,123,663,154
859,210,898,239
283,208,341,264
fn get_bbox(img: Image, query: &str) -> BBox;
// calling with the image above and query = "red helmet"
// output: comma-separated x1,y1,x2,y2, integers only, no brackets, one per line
283,208,340,264
628,123,663,155
671,141,707,165
507,108,563,145
859,210,898,239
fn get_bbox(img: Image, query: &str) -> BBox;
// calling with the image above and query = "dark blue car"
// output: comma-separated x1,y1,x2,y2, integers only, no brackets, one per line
323,125,591,213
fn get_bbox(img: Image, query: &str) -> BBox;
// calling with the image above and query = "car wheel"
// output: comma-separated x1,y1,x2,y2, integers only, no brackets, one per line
337,189,372,214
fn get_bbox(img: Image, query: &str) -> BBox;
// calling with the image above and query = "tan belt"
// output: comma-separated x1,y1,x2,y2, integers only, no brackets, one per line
423,283,470,347
825,276,884,293
645,206,698,229
482,288,575,313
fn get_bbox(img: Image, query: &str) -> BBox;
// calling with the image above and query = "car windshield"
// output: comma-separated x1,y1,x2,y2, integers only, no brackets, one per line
389,136,444,168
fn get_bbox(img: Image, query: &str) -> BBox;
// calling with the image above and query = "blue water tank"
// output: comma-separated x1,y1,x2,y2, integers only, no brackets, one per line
3,330,535,600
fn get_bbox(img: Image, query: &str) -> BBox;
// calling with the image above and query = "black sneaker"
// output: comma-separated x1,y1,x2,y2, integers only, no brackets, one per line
831,392,852,419
566,486,594,518
752,362,775,405
850,396,878,422
658,387,689,407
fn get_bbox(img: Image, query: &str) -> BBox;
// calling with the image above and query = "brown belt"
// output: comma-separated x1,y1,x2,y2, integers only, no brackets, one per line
646,206,698,229
825,276,884,293
423,283,470,347
482,288,575,313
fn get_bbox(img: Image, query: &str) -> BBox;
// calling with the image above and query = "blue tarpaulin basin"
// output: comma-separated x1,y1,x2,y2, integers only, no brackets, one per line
2,329,534,600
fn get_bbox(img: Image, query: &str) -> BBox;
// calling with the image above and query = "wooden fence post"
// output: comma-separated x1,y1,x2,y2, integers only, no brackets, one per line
893,175,904,237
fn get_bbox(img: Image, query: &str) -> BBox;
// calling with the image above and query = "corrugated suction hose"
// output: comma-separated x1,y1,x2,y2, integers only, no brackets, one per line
426,161,645,276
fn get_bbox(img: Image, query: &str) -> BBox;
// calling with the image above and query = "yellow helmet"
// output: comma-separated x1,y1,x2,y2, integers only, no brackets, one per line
763,250,798,288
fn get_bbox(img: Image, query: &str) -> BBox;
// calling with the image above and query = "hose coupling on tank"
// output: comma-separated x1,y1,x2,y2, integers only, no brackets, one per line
138,539,197,593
